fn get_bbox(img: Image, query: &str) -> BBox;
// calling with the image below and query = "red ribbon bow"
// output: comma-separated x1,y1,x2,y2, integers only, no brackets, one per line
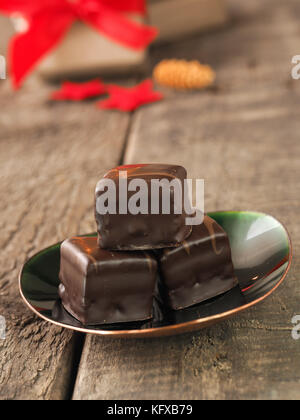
0,0,158,88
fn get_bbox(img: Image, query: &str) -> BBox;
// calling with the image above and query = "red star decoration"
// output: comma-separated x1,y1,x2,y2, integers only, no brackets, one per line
51,79,107,101
97,79,163,112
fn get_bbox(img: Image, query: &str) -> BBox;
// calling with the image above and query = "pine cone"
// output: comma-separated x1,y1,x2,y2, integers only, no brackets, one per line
153,59,216,90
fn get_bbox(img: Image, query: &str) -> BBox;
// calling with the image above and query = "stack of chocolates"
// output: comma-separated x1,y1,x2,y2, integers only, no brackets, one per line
58,164,238,326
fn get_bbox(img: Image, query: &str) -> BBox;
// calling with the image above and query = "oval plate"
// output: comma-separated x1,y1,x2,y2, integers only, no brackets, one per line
19,211,292,338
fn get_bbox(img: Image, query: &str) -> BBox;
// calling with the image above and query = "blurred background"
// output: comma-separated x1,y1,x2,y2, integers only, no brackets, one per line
0,0,300,401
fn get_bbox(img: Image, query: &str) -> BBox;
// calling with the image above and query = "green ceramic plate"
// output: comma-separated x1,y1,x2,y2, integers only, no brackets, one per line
19,211,292,338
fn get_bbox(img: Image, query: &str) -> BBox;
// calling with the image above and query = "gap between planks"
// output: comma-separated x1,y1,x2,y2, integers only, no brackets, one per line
67,111,136,401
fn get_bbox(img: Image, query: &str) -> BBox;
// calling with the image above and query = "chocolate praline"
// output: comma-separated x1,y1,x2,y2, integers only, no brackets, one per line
95,164,192,250
158,215,238,310
59,237,157,325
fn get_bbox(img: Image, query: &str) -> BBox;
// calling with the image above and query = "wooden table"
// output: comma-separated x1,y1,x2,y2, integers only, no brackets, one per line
0,0,300,400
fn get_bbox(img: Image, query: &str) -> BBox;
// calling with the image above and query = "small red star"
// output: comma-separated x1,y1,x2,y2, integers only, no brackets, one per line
51,79,107,101
97,79,163,112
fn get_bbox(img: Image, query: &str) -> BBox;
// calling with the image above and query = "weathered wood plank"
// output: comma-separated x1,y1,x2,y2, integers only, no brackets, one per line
73,0,300,400
0,76,130,399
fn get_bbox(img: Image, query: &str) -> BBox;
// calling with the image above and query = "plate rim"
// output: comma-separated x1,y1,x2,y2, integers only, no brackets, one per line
19,210,293,338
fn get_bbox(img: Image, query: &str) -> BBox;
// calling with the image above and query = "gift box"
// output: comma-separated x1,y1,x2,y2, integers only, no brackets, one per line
37,0,228,80
36,16,148,80
0,1,157,88
149,0,228,43
0,0,227,87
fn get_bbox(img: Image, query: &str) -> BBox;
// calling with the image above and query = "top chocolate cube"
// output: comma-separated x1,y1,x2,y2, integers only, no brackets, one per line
95,164,192,250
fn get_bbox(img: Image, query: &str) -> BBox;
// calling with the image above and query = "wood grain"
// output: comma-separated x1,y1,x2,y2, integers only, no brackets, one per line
73,0,300,400
0,78,130,399
1,0,300,400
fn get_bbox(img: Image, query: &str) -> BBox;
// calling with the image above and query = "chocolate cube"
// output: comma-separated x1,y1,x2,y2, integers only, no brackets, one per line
95,164,192,250
159,215,238,310
59,237,157,325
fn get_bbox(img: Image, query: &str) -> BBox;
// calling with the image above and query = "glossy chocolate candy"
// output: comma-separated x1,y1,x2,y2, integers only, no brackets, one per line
159,215,238,310
95,164,192,250
58,237,157,325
